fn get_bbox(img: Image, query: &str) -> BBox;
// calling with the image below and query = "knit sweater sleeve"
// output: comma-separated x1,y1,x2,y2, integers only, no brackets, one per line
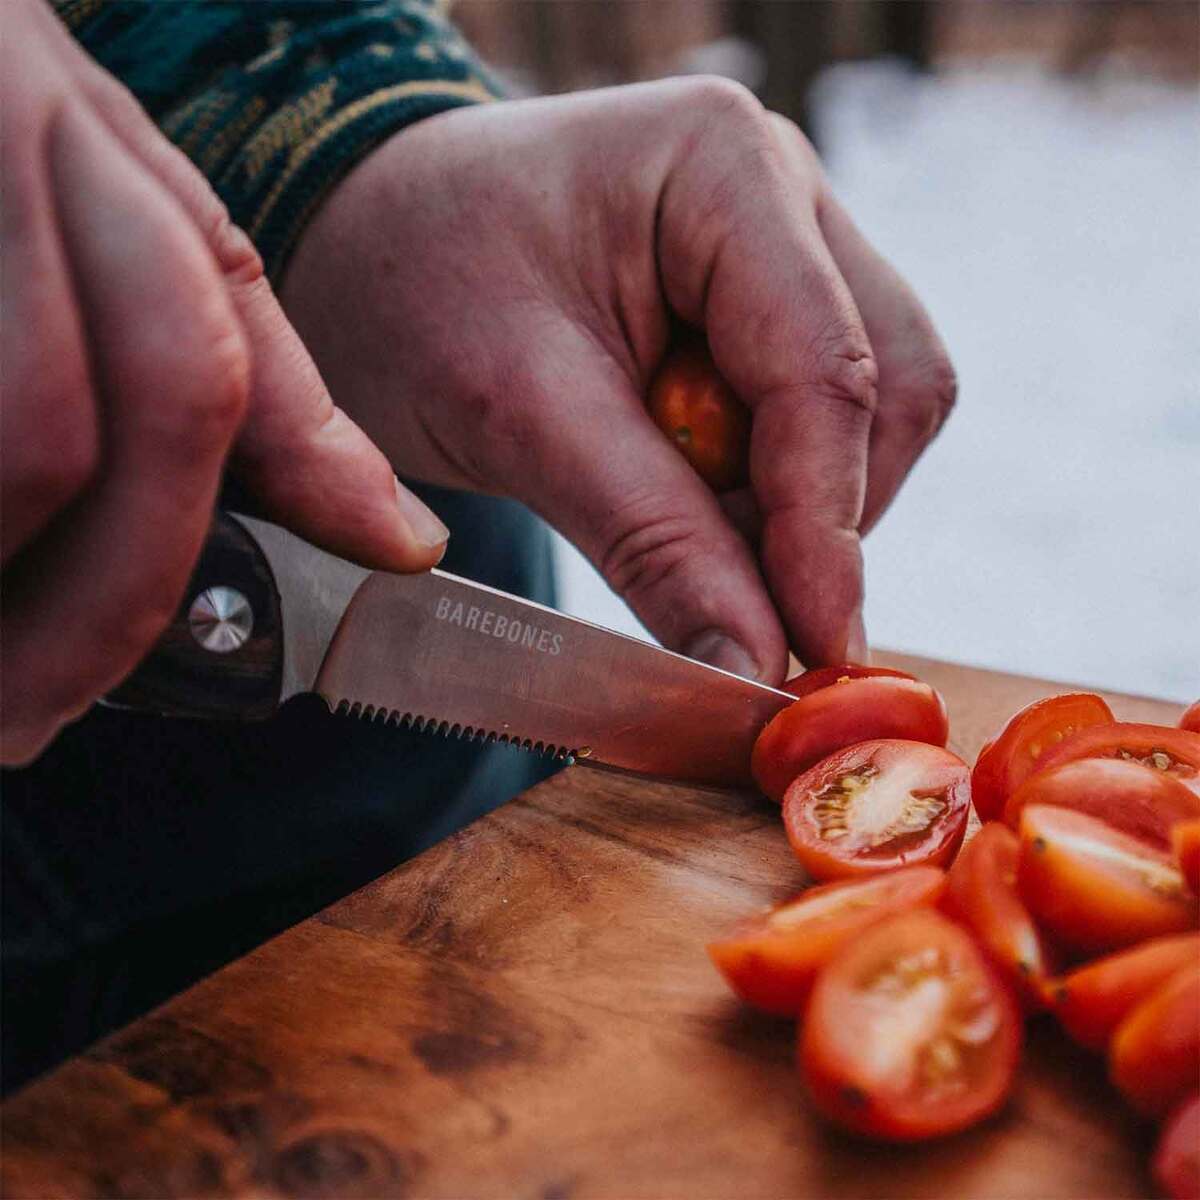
55,0,501,281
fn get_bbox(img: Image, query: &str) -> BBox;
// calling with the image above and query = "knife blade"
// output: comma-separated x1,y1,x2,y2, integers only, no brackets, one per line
109,512,793,788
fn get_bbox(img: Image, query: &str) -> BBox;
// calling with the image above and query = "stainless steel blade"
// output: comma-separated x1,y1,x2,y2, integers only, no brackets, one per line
313,567,792,788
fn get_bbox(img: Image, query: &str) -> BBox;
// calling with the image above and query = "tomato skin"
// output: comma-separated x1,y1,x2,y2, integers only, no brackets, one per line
971,693,1115,821
799,909,1022,1142
1004,758,1200,852
1153,1094,1200,1200
782,740,969,882
1173,819,1200,895
1109,966,1200,1120
1032,723,1200,797
1017,806,1198,957
782,665,915,699
942,822,1056,1008
1046,934,1200,1052
646,342,750,492
752,677,950,803
707,867,947,1016
1180,702,1200,734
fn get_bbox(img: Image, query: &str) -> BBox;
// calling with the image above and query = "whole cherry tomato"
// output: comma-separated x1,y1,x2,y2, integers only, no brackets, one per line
707,866,946,1016
646,340,750,492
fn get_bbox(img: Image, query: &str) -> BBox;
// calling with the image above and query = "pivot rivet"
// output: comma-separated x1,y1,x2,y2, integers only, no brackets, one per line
188,586,253,653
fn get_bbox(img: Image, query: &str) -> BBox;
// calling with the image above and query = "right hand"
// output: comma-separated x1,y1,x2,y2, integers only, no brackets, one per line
0,0,449,765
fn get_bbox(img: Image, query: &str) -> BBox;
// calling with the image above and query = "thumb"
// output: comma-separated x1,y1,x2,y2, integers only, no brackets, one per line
227,269,449,571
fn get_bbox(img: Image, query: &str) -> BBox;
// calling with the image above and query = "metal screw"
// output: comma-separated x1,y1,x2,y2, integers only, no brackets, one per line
188,586,253,653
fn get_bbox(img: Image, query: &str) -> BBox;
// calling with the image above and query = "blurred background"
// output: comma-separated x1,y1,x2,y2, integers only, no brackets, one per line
458,0,1200,702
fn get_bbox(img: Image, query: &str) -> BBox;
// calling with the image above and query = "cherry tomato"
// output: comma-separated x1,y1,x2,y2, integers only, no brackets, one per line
942,822,1056,1007
646,341,750,492
799,908,1021,1142
1004,758,1200,852
752,677,950,803
782,665,915,699
1154,1093,1200,1200
1174,819,1200,895
1016,805,1198,956
1046,933,1200,1052
971,693,1115,821
707,866,947,1016
782,740,969,882
1110,965,1200,1119
1032,723,1200,797
1180,701,1200,735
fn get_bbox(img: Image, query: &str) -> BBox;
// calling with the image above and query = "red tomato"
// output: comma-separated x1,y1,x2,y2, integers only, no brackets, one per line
971,693,1115,821
1109,965,1200,1119
752,677,949,803
1017,805,1198,956
1173,819,1200,895
646,341,750,492
707,867,947,1016
942,822,1056,1007
1004,758,1200,852
799,909,1022,1142
1154,1094,1200,1200
782,665,915,699
1181,701,1200,735
782,740,969,881
1032,723,1200,797
1046,933,1200,1052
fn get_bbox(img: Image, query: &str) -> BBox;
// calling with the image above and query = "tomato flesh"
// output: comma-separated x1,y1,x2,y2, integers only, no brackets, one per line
707,867,947,1016
799,909,1021,1142
1016,805,1198,956
971,693,1114,821
1109,965,1200,1119
753,677,949,803
1004,757,1200,852
1154,1093,1200,1200
783,665,914,699
1173,819,1200,895
782,740,969,881
646,341,750,492
1032,723,1200,797
1180,701,1200,734
1046,933,1200,1052
942,822,1055,1007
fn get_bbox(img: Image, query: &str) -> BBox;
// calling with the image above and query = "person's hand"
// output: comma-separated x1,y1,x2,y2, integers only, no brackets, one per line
281,80,956,684
0,0,449,765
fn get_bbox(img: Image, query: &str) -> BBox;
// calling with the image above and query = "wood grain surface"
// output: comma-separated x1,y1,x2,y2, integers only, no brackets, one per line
1,654,1187,1199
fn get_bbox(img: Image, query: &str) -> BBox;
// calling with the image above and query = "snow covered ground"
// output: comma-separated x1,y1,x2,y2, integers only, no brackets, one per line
552,61,1200,702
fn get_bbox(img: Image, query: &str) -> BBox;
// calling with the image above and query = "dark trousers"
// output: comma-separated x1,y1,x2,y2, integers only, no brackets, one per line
1,487,560,1094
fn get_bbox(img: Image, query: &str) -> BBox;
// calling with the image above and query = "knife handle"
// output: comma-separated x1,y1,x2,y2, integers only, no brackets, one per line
106,511,284,720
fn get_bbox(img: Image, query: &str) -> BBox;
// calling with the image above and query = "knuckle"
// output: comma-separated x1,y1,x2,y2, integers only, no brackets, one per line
894,354,958,442
683,75,766,129
807,331,880,416
158,310,251,451
598,497,705,617
204,202,264,286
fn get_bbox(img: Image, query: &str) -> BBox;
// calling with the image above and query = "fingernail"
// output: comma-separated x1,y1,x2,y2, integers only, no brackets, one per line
685,630,762,681
394,478,449,549
845,612,870,665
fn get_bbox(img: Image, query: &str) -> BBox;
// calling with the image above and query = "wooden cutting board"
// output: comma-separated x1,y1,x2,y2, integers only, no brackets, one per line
1,654,1186,1199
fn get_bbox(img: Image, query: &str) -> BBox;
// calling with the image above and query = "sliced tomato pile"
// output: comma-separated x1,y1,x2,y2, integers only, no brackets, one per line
713,676,1200,1163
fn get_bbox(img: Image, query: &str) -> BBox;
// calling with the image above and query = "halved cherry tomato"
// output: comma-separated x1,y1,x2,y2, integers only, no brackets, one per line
799,909,1021,1142
707,867,947,1016
753,678,949,802
1017,806,1198,956
1174,819,1200,895
1181,701,1200,735
971,693,1115,821
646,341,750,492
1046,933,1200,1052
782,665,915,699
1032,723,1200,797
782,740,969,881
942,822,1055,1007
1004,758,1200,852
1110,965,1200,1119
1154,1094,1200,1200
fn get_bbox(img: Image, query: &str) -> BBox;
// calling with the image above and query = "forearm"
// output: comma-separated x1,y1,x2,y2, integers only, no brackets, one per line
55,0,500,281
